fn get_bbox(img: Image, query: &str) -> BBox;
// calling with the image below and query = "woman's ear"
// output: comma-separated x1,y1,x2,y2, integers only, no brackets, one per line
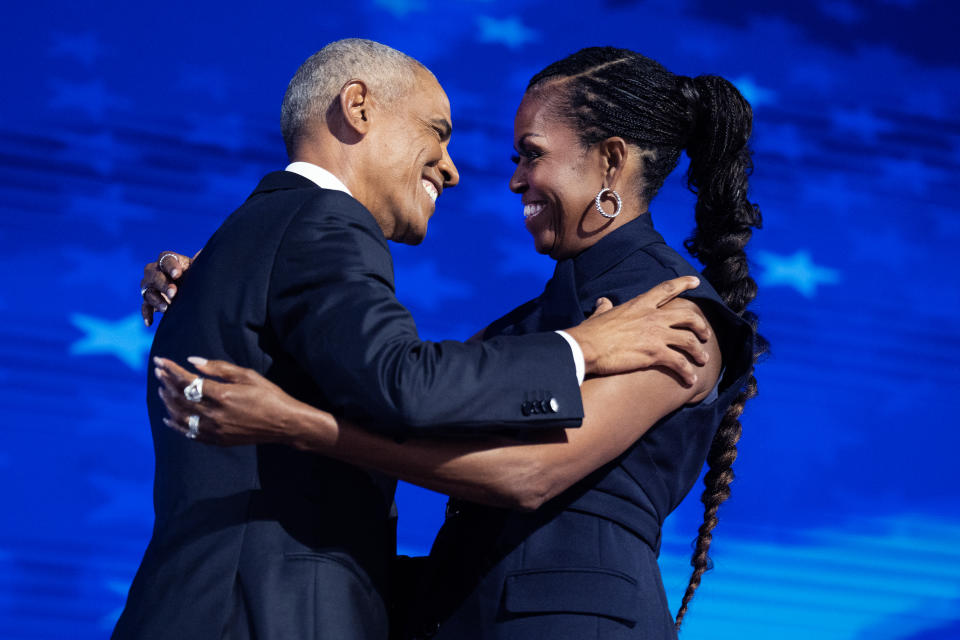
338,80,371,135
599,136,628,188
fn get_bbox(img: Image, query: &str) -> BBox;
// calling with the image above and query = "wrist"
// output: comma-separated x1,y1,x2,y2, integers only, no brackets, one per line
563,327,598,375
284,400,336,452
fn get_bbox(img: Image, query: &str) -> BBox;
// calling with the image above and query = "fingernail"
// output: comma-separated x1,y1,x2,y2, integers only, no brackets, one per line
171,269,181,278
153,356,163,366
144,318,150,327
691,278,700,287
166,287,176,298
159,303,168,312
162,417,174,429
154,367,163,379
188,356,208,366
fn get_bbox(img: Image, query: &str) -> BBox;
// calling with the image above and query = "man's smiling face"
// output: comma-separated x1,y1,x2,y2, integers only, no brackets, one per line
364,67,459,245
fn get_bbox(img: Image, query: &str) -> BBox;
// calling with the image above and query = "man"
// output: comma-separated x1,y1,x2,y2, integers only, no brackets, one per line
119,39,707,639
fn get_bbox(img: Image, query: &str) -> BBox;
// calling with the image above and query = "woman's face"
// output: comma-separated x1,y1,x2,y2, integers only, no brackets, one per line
509,92,611,260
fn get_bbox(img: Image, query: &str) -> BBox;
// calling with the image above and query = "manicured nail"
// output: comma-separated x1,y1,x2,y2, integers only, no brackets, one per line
166,287,176,298
153,357,163,366
159,303,168,312
162,417,174,429
188,356,208,366
144,318,150,327
154,367,163,379
170,269,181,278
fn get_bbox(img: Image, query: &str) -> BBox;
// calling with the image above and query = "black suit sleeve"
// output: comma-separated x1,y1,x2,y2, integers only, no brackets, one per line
267,191,584,437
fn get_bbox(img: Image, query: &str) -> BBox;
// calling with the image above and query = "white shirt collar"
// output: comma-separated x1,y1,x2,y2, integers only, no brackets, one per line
284,161,353,196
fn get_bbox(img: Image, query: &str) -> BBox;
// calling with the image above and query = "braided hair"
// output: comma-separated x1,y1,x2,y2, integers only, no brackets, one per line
528,47,767,628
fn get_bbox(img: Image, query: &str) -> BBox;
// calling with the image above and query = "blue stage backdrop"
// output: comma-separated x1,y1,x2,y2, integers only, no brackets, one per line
1,1,958,638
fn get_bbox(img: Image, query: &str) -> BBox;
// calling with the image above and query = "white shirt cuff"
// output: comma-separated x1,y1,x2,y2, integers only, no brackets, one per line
554,330,585,386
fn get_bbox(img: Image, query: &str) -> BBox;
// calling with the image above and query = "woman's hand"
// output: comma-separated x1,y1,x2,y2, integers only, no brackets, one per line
153,356,337,448
141,251,194,327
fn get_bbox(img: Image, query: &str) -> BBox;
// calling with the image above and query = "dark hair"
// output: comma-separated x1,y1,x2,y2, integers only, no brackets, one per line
529,47,767,628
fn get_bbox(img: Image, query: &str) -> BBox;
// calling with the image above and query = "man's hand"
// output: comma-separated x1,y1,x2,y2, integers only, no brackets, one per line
141,251,194,326
564,276,712,386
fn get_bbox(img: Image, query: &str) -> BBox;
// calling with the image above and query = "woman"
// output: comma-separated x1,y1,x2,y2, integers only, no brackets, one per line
150,47,763,638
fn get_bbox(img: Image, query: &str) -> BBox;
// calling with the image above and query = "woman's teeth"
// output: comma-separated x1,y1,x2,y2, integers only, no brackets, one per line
422,179,438,202
524,203,545,219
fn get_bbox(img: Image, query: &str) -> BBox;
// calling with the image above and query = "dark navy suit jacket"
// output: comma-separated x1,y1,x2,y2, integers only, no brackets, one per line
419,214,754,640
112,171,585,640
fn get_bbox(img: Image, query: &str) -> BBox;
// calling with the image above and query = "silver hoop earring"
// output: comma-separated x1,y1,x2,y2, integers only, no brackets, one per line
594,187,622,219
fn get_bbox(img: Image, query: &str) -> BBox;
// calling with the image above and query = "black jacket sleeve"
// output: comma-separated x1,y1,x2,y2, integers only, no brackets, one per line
267,190,584,437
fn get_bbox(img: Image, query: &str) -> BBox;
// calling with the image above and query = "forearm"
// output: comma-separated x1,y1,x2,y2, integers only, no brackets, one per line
281,366,707,511
282,401,560,509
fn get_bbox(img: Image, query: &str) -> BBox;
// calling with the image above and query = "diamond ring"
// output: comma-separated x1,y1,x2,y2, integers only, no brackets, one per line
186,414,200,439
184,377,204,403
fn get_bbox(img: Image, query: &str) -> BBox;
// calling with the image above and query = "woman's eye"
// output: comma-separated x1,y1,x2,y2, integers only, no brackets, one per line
512,150,541,164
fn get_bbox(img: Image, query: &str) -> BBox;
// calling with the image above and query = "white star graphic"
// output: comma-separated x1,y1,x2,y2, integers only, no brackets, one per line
69,312,154,370
756,250,841,298
476,16,538,49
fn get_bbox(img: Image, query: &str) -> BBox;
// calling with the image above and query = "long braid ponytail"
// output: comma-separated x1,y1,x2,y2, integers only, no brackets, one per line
675,75,766,628
527,48,765,629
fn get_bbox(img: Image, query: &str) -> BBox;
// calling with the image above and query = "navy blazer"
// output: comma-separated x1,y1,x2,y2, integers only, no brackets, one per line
418,214,754,640
112,172,584,640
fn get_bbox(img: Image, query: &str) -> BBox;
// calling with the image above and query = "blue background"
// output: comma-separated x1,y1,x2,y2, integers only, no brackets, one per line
1,0,958,638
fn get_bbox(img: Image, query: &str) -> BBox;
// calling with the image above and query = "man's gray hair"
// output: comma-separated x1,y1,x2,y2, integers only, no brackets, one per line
281,38,427,156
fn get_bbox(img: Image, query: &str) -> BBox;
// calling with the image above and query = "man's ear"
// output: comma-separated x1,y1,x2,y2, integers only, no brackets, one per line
339,80,371,135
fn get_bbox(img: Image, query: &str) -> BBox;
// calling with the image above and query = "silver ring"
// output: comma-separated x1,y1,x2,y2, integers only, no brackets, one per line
184,377,204,403
158,253,180,271
186,414,200,439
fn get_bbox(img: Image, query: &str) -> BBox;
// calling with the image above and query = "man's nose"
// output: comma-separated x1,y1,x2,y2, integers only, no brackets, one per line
440,147,459,188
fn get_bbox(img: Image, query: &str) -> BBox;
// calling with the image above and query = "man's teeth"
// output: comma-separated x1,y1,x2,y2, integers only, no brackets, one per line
422,179,438,202
524,203,546,219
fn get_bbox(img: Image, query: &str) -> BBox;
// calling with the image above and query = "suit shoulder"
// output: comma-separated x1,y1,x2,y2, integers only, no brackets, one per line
297,190,379,226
